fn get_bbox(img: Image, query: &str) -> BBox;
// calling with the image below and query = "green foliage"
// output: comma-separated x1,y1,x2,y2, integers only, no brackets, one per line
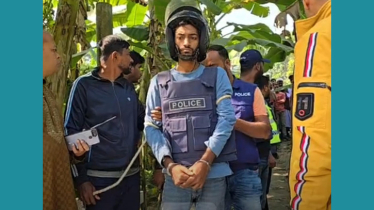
43,0,58,29
266,53,295,83
121,26,149,41
200,0,223,15
86,20,97,43
206,0,270,17
150,0,170,25
241,1,270,17
69,0,298,70
70,47,97,68
142,169,160,206
88,0,129,8
256,0,297,11
113,1,148,27
210,22,294,69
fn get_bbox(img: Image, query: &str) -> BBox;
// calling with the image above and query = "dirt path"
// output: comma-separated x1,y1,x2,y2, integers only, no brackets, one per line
268,141,291,210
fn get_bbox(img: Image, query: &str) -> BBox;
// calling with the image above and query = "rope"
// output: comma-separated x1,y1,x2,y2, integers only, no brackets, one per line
92,139,147,195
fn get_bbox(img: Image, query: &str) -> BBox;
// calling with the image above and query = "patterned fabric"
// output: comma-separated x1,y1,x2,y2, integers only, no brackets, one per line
43,84,77,210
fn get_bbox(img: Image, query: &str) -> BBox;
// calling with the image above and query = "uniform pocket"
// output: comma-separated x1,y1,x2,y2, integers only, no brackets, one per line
168,117,188,153
294,82,331,129
191,115,211,151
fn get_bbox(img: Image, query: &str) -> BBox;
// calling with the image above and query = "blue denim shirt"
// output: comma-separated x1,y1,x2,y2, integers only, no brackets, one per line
144,65,236,178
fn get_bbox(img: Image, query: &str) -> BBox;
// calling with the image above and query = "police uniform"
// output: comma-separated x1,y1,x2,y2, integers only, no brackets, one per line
157,68,237,166
143,1,237,209
226,80,263,210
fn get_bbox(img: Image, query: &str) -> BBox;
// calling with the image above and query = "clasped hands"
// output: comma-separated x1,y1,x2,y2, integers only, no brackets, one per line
152,107,210,190
169,160,210,190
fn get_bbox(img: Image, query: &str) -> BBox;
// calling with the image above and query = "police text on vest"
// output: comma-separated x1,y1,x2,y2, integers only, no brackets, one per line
169,98,206,111
234,92,251,97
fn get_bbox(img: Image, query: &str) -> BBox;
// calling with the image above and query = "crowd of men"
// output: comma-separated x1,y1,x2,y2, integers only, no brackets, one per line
43,0,331,210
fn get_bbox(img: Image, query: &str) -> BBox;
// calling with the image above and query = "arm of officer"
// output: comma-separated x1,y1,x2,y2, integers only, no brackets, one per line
235,88,271,139
144,75,173,167
64,79,89,186
202,68,236,163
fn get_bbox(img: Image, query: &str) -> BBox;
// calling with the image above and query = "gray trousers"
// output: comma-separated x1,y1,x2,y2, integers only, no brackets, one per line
276,111,287,138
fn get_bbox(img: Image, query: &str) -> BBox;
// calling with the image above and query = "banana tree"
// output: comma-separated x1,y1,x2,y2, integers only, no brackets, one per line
43,0,59,30
69,0,302,90
70,0,149,66
73,0,300,71
70,0,90,81
44,0,80,108
202,0,296,69
71,0,304,73
255,0,305,37
43,0,93,109
116,0,294,69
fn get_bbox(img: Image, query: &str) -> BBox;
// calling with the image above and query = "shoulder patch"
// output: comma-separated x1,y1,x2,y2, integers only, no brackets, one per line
295,93,314,121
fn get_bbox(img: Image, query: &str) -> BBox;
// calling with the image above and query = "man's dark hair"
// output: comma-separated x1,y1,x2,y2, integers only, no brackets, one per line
207,45,229,60
98,35,130,61
271,78,276,82
130,51,145,66
256,75,270,90
175,20,200,35
240,63,257,76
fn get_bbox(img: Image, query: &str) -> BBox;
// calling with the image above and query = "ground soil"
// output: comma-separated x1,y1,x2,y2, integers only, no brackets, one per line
267,140,291,210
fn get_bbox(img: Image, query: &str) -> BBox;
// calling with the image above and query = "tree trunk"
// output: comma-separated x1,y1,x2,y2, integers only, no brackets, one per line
69,0,89,83
139,5,171,210
96,2,113,62
47,0,80,111
66,43,77,105
138,5,169,103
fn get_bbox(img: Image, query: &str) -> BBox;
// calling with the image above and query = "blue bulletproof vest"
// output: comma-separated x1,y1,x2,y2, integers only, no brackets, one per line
229,79,260,171
157,67,237,167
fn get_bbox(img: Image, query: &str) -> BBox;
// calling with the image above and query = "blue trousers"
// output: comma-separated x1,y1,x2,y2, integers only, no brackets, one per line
162,175,226,210
86,172,140,210
258,158,270,209
225,168,263,210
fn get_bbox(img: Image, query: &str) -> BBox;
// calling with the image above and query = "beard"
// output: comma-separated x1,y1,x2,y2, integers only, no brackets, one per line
176,47,199,61
119,64,131,75
254,70,264,84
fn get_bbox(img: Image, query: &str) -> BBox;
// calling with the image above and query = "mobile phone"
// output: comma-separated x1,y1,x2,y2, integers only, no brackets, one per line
65,128,100,151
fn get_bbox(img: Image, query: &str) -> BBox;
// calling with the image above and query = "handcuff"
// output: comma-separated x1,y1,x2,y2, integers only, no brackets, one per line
166,159,211,176
166,163,179,176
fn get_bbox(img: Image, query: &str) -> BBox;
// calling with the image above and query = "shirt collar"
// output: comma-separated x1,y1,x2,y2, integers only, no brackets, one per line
91,67,129,87
295,0,331,39
232,75,241,90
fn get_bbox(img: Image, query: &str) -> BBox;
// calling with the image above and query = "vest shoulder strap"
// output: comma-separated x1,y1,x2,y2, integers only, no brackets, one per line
199,67,217,87
157,70,172,100
157,70,172,87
